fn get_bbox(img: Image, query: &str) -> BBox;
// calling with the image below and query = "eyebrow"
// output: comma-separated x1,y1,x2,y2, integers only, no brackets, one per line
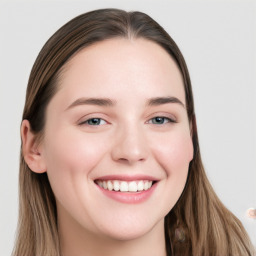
147,96,185,108
66,97,116,110
66,96,185,110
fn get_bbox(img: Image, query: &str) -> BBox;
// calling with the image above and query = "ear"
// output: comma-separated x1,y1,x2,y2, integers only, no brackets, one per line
21,120,46,173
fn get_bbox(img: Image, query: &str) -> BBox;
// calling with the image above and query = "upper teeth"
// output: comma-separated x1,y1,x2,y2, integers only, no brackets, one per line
96,180,153,192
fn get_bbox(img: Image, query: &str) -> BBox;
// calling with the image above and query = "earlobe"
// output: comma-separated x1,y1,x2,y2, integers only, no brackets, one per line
21,120,46,173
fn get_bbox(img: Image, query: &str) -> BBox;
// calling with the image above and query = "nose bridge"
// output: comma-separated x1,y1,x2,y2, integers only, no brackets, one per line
111,121,149,164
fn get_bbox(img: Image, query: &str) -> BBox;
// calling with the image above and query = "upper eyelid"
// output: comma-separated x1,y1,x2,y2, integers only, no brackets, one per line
79,117,108,125
77,113,108,123
146,112,177,121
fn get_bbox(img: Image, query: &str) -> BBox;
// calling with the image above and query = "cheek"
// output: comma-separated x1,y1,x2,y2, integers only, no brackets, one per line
151,131,193,176
150,131,193,211
43,128,106,172
41,129,108,198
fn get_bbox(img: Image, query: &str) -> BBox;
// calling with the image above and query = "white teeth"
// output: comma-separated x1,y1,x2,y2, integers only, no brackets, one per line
128,181,137,192
120,181,129,192
103,181,107,189
137,181,144,191
113,180,119,191
96,180,154,192
144,181,149,190
107,180,113,191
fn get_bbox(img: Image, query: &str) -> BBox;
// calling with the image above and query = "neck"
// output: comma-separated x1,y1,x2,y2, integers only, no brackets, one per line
58,207,167,256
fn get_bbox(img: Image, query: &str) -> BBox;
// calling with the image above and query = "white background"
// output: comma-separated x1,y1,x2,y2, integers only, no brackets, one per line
0,1,255,255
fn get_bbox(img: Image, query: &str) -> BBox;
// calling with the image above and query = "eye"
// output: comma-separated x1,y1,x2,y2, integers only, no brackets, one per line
80,118,107,126
148,116,175,125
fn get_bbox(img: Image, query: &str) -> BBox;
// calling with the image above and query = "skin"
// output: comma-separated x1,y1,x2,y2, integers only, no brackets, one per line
22,38,193,256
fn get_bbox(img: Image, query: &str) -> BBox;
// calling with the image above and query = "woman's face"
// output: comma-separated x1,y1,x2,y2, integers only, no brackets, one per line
40,38,193,240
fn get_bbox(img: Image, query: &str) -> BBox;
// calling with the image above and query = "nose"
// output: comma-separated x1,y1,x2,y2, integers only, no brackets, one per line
111,125,149,165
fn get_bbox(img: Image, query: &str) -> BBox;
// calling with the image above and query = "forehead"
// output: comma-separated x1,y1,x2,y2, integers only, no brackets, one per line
54,38,185,106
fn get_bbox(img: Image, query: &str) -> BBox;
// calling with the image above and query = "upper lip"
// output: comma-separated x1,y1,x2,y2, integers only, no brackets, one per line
94,174,159,182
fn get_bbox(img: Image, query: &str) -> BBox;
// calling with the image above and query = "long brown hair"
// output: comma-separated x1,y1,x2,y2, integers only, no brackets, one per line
13,8,255,256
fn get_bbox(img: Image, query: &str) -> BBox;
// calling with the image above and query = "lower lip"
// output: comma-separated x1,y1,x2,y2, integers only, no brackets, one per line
96,182,158,204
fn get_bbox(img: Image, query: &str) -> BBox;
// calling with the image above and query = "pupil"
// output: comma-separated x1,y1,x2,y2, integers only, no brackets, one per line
90,118,100,125
154,117,164,124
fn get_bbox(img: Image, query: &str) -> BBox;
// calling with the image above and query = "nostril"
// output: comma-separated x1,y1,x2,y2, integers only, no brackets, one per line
116,157,146,164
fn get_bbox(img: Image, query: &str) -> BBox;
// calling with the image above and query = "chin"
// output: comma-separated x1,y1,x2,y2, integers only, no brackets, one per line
95,216,163,242
102,227,151,241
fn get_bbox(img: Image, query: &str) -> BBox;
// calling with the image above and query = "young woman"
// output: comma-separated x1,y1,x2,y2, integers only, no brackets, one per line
13,8,255,256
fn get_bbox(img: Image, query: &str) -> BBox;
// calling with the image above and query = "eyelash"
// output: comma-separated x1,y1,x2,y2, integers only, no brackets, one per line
80,118,107,126
79,116,176,126
147,116,176,125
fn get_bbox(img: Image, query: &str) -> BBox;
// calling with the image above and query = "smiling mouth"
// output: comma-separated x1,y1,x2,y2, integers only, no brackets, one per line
95,180,156,193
